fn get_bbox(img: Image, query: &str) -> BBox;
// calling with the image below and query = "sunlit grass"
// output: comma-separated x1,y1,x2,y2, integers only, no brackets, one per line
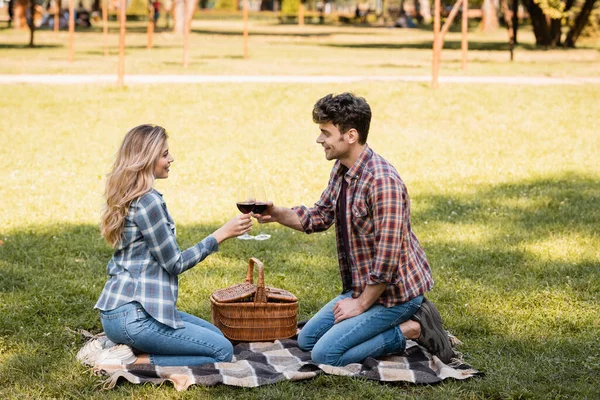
0,80,599,398
1,19,599,77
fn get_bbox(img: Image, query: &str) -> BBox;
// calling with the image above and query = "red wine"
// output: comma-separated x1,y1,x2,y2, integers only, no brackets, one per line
237,202,255,214
252,202,268,214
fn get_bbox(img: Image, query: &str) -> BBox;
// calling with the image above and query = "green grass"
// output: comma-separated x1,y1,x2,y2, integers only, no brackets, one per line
1,19,599,77
0,43,599,398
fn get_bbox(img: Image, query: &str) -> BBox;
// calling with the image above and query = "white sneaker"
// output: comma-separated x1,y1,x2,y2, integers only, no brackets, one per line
76,336,118,366
94,344,137,367
77,339,104,365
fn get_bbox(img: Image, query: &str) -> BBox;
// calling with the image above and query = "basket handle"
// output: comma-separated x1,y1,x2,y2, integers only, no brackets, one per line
245,258,267,304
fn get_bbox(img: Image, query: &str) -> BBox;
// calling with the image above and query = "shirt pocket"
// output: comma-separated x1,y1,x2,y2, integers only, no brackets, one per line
351,202,374,236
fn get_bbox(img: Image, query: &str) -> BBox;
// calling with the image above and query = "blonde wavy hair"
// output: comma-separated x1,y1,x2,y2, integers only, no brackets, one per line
101,124,168,247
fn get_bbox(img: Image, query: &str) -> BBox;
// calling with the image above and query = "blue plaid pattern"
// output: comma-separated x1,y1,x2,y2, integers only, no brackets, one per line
95,189,218,329
294,146,433,306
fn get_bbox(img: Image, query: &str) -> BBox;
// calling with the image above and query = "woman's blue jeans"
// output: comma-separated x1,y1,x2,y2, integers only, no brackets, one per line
298,292,423,366
100,302,233,366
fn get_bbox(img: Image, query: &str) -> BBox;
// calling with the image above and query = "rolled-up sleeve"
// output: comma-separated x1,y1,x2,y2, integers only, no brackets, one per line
367,176,404,285
293,183,337,234
134,195,218,276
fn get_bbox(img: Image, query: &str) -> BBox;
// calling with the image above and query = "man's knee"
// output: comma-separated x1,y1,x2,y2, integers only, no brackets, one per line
310,339,346,366
297,330,313,351
310,344,344,366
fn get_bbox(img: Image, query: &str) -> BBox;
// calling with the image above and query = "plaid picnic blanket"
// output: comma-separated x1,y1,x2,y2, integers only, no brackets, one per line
87,337,481,391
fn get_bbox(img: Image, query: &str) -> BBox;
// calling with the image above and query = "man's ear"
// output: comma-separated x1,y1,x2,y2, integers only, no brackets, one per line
346,128,359,144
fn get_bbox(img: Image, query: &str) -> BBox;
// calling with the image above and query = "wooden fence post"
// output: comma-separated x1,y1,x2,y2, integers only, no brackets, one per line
117,0,126,86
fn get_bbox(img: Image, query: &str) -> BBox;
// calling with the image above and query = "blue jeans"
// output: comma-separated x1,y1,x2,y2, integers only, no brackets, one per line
100,302,233,366
298,292,423,366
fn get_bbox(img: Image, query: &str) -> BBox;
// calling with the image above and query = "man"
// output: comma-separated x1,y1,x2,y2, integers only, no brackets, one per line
258,93,452,366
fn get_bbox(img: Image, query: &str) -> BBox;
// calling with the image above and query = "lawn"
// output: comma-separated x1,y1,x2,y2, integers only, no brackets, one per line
1,18,599,77
0,22,599,399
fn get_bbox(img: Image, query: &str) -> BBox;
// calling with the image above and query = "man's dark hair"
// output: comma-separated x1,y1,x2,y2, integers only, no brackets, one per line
312,93,371,145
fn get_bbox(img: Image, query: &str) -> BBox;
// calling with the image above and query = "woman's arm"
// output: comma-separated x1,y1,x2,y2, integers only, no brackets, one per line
134,192,250,275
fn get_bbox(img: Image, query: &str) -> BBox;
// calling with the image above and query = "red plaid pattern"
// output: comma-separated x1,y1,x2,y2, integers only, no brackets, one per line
294,146,433,306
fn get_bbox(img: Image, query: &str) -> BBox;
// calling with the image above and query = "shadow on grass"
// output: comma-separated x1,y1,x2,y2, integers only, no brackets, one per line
0,172,598,394
190,28,335,37
0,43,62,49
322,40,539,51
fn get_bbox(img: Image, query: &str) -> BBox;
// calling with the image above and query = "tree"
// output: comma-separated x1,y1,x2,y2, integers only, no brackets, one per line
417,0,432,23
524,0,598,47
481,0,499,31
565,0,598,46
13,0,27,29
522,0,563,46
27,0,38,47
172,0,197,34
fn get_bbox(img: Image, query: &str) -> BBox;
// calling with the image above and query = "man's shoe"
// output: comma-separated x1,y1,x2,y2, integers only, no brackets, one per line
411,297,453,364
94,344,137,367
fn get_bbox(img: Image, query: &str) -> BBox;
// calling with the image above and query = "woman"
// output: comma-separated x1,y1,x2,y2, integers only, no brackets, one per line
92,124,252,367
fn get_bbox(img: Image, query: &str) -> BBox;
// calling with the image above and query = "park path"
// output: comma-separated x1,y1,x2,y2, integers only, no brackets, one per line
1,74,599,85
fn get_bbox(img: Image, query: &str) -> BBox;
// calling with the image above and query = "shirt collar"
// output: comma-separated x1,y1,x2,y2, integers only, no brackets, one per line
344,144,372,180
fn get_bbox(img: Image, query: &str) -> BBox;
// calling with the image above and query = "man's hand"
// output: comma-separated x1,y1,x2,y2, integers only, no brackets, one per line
251,201,304,231
333,297,364,324
333,283,388,324
253,201,275,223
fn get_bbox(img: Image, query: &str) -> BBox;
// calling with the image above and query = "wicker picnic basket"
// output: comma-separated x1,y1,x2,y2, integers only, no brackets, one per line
210,258,298,342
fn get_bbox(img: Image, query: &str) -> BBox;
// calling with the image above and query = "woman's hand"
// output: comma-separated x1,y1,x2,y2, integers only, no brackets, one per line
212,214,253,243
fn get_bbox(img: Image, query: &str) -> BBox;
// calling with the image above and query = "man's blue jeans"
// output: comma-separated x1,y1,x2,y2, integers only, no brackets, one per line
298,292,423,366
100,302,233,366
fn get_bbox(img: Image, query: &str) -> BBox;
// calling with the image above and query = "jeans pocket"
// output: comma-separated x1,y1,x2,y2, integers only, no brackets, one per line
124,307,150,342
101,311,134,346
100,307,147,347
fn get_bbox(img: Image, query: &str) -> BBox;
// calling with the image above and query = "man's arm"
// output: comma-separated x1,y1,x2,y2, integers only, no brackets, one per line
256,202,304,231
333,283,387,324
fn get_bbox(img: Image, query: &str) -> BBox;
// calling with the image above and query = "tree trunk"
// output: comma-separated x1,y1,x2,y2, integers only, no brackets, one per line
511,0,518,43
418,0,431,23
379,0,390,25
54,0,61,32
481,0,499,32
522,0,561,46
550,17,562,46
28,0,35,47
173,0,196,34
13,0,27,29
500,0,514,59
565,0,597,47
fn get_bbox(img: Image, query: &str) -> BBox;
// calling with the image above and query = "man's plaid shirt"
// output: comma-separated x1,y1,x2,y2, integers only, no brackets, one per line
95,189,218,329
294,146,433,306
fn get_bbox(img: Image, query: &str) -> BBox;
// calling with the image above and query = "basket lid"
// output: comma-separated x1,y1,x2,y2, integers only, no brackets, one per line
211,258,297,304
265,286,297,302
211,283,256,303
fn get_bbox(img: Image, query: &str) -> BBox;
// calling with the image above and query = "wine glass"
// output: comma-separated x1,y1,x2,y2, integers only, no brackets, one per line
252,185,271,241
236,187,255,240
